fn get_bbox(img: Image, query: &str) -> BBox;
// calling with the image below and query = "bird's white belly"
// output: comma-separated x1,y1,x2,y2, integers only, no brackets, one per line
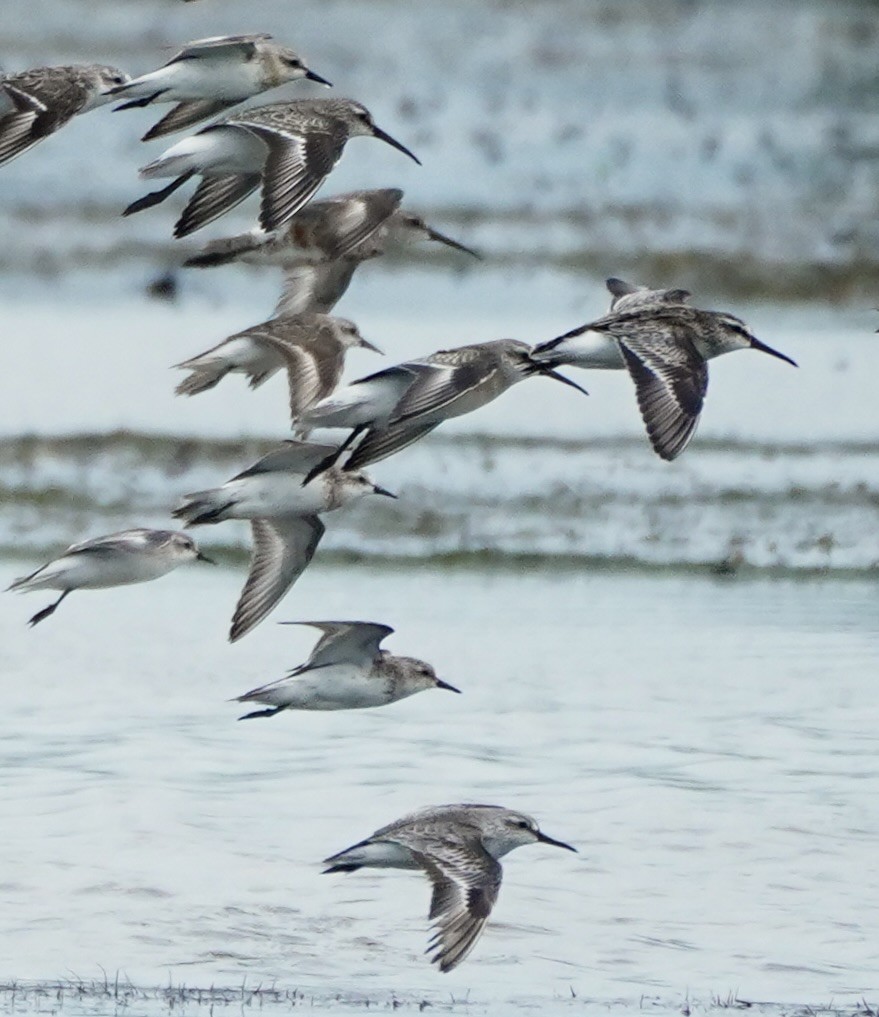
159,61,262,101
224,474,328,518
307,376,409,428
265,665,392,710
142,127,266,178
212,337,284,374
340,840,420,870
45,552,172,590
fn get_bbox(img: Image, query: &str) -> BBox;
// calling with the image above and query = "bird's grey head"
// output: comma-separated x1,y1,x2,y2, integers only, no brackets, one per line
344,102,421,165
395,656,461,695
391,211,481,258
328,316,382,354
93,66,131,103
499,339,591,397
169,531,215,564
481,808,578,859
269,46,333,88
497,338,536,371
713,312,798,366
338,470,397,504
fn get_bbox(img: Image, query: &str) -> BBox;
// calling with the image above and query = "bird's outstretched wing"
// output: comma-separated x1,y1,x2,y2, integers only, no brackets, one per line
174,171,261,238
229,516,325,642
403,837,502,973
615,329,708,461
284,620,394,671
236,121,347,232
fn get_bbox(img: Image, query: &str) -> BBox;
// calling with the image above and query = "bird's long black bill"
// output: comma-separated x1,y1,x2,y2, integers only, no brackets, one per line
359,337,384,354
751,336,798,367
305,69,333,87
196,551,217,565
435,678,462,694
372,125,421,165
426,227,482,259
373,485,397,499
536,830,577,852
533,364,589,397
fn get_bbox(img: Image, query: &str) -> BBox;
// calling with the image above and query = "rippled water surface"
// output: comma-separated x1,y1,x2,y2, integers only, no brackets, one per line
2,563,878,1011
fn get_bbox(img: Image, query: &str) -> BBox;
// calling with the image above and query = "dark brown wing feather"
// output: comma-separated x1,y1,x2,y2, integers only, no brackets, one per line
246,125,346,232
617,335,708,461
409,844,502,973
343,421,439,471
174,173,261,238
143,98,234,141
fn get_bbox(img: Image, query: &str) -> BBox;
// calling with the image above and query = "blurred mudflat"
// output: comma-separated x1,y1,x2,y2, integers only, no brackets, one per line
1,0,877,298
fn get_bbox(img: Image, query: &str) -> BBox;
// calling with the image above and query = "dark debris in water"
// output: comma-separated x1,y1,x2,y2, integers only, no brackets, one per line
0,980,877,1017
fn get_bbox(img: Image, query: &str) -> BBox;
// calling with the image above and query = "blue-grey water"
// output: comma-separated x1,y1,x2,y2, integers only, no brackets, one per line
2,564,879,1013
1,0,878,1014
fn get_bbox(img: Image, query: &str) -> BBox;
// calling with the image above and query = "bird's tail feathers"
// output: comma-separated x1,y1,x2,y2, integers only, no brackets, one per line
172,491,234,526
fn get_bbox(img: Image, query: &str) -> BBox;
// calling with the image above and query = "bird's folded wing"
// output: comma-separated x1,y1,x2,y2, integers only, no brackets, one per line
170,35,270,62
616,331,708,461
389,361,486,423
232,440,339,480
229,515,325,642
0,84,48,165
64,529,155,557
405,838,502,973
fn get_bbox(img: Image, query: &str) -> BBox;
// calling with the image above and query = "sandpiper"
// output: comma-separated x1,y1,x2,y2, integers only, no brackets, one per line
235,620,459,718
7,528,213,626
302,338,588,479
183,187,479,268
172,441,395,641
323,803,576,972
125,98,420,238
109,34,331,141
533,299,797,461
0,64,130,167
174,312,382,426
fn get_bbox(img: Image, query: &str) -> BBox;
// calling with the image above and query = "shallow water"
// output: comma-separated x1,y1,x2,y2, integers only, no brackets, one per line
1,563,878,1010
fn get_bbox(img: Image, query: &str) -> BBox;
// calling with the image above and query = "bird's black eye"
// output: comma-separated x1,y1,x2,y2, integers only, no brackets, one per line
515,820,531,829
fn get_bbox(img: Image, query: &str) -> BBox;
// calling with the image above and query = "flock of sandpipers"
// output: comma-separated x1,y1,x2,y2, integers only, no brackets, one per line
2,20,798,974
